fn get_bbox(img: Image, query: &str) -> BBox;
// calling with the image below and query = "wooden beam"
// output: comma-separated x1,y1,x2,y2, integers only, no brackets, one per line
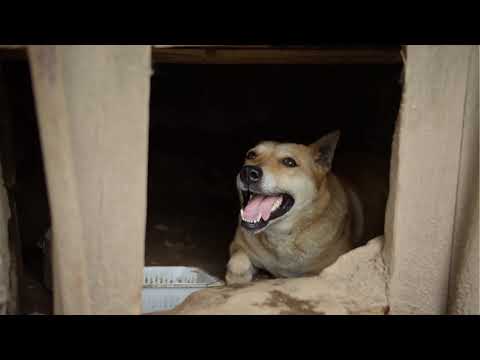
0,47,26,61
28,45,151,314
151,46,401,64
0,46,401,64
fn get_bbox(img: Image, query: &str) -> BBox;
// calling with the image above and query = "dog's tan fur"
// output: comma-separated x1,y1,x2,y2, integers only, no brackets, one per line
226,131,386,285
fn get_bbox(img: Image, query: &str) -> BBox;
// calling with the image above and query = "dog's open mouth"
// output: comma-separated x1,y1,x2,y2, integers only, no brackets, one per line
240,190,295,231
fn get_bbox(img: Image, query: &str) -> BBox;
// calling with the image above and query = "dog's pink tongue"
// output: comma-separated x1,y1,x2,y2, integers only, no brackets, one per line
243,195,282,222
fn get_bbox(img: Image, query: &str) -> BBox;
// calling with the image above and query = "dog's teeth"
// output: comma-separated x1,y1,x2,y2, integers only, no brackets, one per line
271,199,282,212
256,213,261,223
240,208,244,219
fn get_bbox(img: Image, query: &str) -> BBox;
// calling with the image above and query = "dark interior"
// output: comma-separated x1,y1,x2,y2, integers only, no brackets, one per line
0,51,403,314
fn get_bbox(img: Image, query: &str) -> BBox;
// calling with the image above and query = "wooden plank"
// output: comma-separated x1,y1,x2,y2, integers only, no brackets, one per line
153,45,271,48
28,45,151,314
0,46,401,64
9,47,403,64
151,47,401,64
0,47,26,60
384,46,473,314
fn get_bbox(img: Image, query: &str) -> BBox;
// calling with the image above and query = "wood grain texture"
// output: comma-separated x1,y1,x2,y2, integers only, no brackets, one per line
151,47,401,64
1,46,401,64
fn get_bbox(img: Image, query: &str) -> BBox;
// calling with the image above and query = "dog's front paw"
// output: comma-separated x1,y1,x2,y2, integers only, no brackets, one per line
226,269,253,286
226,252,255,286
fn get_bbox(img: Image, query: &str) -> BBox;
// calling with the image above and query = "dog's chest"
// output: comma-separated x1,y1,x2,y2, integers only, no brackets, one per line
243,231,315,277
241,216,351,278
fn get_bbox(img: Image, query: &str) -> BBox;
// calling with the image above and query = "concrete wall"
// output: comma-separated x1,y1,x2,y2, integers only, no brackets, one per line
447,46,479,314
385,45,478,314
0,162,11,315
28,46,151,314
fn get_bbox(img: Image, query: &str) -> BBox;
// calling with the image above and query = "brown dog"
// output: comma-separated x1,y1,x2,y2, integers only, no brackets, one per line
225,131,387,285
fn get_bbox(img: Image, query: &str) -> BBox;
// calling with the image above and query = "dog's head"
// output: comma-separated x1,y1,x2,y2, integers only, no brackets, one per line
237,130,340,233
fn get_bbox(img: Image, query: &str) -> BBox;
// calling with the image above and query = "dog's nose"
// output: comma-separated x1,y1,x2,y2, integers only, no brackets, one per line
240,165,263,184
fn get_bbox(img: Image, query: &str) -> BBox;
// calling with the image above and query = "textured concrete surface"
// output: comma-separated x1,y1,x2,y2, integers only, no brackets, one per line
384,46,474,314
447,46,479,315
29,46,151,314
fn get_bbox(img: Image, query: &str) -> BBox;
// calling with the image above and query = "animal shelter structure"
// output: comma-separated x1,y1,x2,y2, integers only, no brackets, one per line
0,45,478,315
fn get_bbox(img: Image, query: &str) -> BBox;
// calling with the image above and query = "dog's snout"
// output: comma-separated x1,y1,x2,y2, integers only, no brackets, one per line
240,165,263,184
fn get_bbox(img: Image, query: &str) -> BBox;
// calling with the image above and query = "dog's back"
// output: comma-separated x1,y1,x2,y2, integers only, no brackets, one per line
334,151,389,246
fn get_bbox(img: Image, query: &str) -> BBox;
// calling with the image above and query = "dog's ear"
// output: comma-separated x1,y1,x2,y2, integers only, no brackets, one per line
309,130,340,170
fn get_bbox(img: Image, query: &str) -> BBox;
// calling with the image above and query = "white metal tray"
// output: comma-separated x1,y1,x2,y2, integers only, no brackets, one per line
142,266,224,313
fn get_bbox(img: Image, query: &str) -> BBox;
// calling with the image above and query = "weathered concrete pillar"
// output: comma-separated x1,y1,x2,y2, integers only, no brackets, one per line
447,46,479,315
28,46,151,314
384,45,474,314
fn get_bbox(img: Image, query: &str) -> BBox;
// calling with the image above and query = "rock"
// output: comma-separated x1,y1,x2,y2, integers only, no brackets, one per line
148,236,389,315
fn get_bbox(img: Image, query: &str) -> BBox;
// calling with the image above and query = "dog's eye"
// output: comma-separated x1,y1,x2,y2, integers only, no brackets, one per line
246,151,257,160
282,157,297,167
